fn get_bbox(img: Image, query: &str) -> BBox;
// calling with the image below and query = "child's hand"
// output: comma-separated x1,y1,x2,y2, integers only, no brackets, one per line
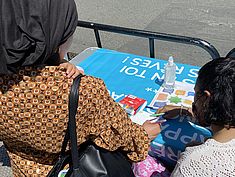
142,120,161,140
59,62,84,79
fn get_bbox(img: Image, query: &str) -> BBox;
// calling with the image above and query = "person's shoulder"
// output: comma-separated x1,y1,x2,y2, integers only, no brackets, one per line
183,142,207,155
184,139,215,152
204,138,235,149
81,75,104,84
179,139,213,160
79,75,109,98
175,139,235,176
80,75,106,90
182,138,235,158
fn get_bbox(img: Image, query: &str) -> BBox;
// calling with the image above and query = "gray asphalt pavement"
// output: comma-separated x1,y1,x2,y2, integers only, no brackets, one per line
72,0,235,66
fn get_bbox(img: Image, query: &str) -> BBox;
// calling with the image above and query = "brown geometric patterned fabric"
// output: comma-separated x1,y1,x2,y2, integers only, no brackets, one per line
0,66,150,177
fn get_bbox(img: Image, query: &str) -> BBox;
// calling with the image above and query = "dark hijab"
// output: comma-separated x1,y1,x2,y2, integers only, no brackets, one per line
0,0,78,74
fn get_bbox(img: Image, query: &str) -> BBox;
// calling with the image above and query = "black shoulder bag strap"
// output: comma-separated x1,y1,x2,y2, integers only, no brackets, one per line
68,74,83,177
47,74,83,177
60,74,83,153
52,74,83,177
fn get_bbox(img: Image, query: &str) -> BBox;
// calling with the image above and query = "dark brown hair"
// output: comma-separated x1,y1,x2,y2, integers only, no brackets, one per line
197,57,235,127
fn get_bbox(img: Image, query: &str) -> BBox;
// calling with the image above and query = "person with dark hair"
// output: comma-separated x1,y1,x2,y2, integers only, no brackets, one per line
0,0,161,176
168,57,235,176
226,48,235,58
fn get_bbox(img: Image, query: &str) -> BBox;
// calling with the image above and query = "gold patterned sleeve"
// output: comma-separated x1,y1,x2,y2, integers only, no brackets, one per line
76,76,150,162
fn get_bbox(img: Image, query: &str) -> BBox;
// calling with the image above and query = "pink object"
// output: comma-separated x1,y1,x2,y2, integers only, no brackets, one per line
132,155,171,177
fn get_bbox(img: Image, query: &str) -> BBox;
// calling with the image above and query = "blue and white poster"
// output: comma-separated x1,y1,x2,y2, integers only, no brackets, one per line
76,48,212,168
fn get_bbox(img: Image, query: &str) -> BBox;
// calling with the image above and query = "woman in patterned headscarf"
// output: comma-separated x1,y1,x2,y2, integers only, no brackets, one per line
0,0,161,176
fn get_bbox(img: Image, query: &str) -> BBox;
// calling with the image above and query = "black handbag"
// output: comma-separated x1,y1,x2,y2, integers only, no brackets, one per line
47,74,135,177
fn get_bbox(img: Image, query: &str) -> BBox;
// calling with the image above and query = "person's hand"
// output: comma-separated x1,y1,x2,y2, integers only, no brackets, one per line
157,105,193,119
59,62,84,79
142,120,161,140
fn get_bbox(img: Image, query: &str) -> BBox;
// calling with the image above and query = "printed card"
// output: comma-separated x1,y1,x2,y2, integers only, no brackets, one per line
149,81,195,109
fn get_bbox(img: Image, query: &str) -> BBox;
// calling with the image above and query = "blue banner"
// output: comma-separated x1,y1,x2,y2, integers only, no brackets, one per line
79,49,199,103
77,48,212,167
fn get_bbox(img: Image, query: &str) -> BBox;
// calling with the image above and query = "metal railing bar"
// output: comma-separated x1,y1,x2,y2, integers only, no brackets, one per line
94,29,102,48
77,20,220,59
149,38,155,58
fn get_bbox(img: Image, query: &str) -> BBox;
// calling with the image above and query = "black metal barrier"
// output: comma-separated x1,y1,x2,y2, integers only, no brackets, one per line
77,20,220,59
